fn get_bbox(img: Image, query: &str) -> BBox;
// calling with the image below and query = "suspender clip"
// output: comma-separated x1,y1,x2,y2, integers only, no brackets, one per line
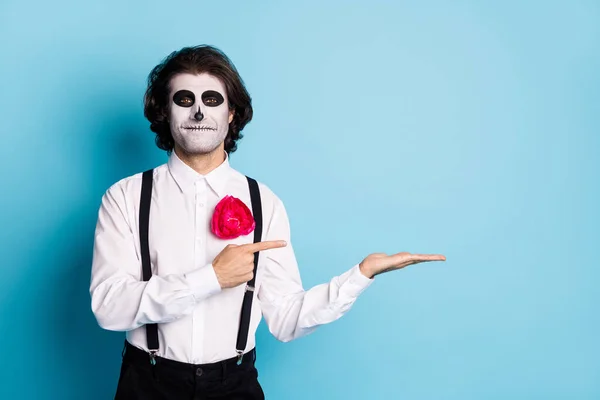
149,350,157,366
245,284,255,292
236,350,244,365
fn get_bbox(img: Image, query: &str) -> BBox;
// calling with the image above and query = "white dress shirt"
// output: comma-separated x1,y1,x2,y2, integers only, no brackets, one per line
90,151,374,364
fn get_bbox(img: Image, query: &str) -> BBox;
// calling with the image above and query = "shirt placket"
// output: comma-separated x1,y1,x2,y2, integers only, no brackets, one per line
192,178,208,363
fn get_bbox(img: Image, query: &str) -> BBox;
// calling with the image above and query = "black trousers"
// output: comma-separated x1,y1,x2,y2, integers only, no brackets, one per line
114,340,265,400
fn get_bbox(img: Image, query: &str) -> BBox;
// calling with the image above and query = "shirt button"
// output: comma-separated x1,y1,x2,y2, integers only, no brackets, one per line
196,367,203,376
198,203,204,207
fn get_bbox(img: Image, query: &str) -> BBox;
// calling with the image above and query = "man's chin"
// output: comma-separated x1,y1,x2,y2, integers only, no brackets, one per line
174,140,225,157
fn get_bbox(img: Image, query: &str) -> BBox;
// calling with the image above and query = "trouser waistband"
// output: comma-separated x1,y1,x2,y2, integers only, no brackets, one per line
122,340,256,372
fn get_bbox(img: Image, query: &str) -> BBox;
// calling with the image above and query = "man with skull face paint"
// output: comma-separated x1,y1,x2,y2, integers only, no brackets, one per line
90,45,446,399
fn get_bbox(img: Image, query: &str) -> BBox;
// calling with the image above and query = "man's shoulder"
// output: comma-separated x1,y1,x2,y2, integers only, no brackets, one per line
256,180,282,206
103,163,168,198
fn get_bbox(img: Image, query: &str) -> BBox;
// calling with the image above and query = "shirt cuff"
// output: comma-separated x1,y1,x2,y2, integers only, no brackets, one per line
341,264,375,298
184,263,222,302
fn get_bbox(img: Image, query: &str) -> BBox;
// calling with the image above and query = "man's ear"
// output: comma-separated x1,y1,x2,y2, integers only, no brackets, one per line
228,109,235,124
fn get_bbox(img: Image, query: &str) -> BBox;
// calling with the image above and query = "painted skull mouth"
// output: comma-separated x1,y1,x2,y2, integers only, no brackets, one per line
183,126,217,131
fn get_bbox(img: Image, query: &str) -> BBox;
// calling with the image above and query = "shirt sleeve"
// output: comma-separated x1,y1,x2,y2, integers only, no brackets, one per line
89,184,222,332
257,196,374,343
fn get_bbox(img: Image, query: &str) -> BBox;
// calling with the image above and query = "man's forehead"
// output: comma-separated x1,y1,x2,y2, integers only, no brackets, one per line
169,73,226,94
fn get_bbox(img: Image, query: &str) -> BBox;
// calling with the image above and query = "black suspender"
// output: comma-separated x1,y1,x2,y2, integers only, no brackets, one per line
138,169,262,366
139,169,158,364
236,176,263,364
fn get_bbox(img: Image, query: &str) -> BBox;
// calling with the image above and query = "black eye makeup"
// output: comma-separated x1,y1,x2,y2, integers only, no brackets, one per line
173,90,195,107
201,90,225,107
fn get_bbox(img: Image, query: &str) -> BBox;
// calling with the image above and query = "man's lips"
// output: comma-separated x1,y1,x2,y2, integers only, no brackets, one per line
182,126,217,131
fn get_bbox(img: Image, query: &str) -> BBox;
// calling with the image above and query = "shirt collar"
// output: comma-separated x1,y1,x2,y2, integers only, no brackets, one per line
168,150,232,197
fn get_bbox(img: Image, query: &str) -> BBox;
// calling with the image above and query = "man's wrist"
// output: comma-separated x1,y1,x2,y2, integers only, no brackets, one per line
184,263,223,301
359,262,374,279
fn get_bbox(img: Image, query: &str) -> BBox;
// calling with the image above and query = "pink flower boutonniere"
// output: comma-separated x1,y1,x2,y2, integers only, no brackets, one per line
211,195,255,239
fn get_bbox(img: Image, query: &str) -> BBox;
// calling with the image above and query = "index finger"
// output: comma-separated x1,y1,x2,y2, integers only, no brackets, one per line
240,240,288,253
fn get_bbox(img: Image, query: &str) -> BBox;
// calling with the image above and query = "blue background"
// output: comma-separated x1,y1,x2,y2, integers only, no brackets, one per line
1,0,599,399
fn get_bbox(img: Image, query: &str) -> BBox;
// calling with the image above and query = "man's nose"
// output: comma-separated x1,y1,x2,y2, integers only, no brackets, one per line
194,107,204,122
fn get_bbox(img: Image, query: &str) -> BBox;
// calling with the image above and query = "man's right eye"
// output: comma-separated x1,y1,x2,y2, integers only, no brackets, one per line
173,90,196,107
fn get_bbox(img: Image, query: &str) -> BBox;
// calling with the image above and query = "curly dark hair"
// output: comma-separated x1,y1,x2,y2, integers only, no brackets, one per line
143,45,253,154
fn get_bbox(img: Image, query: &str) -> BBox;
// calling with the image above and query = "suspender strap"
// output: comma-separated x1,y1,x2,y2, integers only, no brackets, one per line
236,176,263,363
140,169,159,363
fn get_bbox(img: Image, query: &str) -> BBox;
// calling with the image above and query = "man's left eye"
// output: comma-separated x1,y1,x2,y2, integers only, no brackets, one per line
201,90,224,107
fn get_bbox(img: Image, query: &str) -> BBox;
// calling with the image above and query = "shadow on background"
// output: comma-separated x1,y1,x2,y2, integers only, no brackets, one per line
0,68,161,398
59,111,159,399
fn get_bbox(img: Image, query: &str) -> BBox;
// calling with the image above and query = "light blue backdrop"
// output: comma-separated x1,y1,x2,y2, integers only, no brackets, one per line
1,0,598,399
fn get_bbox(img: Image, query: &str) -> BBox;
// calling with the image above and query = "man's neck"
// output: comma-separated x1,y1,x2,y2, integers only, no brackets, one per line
174,145,226,175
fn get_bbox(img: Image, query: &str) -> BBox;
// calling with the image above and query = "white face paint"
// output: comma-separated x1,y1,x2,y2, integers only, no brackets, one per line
168,73,233,155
